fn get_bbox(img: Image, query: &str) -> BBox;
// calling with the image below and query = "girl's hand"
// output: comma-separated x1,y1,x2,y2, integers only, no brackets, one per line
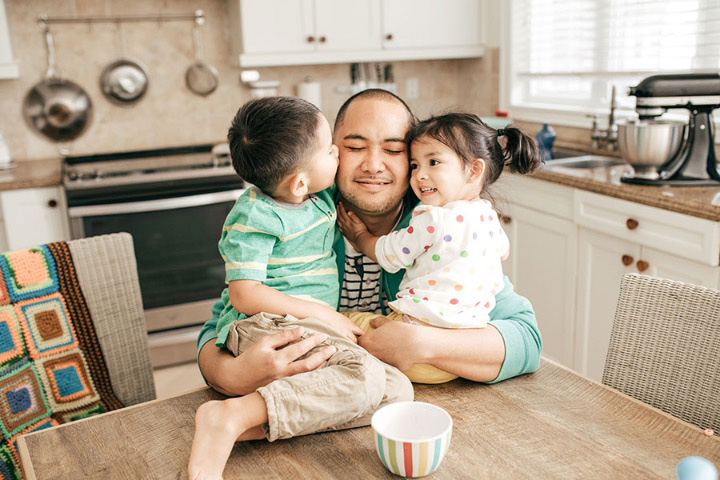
337,203,369,250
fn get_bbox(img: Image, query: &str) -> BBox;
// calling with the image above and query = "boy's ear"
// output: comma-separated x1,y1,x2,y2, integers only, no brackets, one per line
469,158,486,180
288,172,309,197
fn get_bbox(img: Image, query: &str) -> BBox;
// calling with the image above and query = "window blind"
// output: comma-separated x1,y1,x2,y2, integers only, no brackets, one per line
509,0,720,113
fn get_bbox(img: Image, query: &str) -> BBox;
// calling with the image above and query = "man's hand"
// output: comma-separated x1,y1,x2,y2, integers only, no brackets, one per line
358,316,424,371
314,308,365,343
337,203,370,251
198,327,336,396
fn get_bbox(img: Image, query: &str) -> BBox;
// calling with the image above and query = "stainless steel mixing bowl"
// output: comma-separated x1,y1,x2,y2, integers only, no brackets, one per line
617,120,685,179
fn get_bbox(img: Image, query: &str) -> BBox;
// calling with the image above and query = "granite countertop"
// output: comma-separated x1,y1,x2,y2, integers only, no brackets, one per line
533,162,720,222
0,158,63,192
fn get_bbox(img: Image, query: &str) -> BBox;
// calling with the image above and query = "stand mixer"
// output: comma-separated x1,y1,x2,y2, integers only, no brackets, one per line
621,73,720,186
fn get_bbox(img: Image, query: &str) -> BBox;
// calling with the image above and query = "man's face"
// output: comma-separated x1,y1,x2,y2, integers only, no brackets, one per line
334,98,411,216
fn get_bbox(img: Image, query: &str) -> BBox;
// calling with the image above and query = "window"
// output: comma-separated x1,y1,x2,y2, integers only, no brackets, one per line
501,0,720,126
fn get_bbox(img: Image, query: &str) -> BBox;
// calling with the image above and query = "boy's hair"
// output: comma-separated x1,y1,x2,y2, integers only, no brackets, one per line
406,113,542,190
228,96,321,195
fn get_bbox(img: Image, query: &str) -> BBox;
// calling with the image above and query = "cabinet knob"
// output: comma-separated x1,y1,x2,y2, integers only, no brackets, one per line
626,218,639,230
501,215,512,224
621,254,634,266
636,260,649,272
47,199,58,208
385,33,393,41
319,36,326,43
306,36,315,43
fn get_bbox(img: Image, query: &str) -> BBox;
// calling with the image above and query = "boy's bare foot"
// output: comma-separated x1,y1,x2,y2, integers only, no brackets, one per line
188,400,246,480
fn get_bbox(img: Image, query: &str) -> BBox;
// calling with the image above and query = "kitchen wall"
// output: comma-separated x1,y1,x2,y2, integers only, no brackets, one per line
0,0,499,162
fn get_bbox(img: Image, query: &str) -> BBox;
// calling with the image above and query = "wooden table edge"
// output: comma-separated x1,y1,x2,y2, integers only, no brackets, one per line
539,356,720,440
16,435,37,480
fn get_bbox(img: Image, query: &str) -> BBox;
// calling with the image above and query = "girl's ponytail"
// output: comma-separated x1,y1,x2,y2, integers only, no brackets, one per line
500,126,543,175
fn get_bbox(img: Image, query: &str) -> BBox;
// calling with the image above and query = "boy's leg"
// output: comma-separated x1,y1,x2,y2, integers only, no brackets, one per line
188,392,267,480
226,313,398,441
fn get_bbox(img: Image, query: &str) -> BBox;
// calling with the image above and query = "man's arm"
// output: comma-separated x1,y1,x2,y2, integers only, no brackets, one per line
362,276,542,383
198,328,337,396
358,319,506,382
196,299,339,396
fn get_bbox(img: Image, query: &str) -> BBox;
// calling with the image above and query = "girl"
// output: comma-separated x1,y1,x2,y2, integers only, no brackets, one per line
337,113,542,383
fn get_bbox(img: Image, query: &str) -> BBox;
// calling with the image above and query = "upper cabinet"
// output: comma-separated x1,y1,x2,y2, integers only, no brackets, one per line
382,0,481,50
229,0,484,67
0,0,19,79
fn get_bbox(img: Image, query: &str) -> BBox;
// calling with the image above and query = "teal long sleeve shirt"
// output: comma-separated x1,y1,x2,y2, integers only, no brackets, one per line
197,196,542,384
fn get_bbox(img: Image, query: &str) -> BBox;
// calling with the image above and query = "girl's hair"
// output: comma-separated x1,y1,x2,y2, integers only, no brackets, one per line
406,113,543,189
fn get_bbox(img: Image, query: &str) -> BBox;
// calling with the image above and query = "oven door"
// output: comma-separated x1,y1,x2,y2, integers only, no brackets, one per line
67,189,244,365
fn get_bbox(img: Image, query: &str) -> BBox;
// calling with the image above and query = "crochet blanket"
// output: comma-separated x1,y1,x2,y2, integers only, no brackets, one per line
0,242,124,479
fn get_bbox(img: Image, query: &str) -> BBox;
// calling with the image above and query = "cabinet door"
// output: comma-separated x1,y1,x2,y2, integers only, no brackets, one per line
382,0,481,49
576,228,640,382
640,247,719,289
502,204,577,368
239,0,315,54
315,0,381,51
0,187,69,251
0,0,18,79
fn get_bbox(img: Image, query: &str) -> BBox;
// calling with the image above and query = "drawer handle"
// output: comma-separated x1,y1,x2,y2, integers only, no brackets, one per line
621,254,634,266
626,218,639,230
500,215,512,224
319,36,327,43
636,260,649,272
385,33,394,41
47,199,58,208
306,36,316,43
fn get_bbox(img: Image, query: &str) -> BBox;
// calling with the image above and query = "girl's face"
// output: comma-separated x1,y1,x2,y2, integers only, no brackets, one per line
409,136,483,207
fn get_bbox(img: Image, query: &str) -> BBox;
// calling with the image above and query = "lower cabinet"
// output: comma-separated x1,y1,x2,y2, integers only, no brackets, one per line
0,186,70,251
499,175,720,381
502,203,577,368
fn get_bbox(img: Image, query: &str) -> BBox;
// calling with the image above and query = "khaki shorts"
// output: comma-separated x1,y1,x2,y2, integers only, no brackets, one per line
226,312,413,441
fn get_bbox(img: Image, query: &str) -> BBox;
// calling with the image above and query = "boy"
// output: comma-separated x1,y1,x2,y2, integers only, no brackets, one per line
188,97,413,480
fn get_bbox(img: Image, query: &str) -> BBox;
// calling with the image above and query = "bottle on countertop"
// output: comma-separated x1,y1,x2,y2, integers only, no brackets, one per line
536,123,556,162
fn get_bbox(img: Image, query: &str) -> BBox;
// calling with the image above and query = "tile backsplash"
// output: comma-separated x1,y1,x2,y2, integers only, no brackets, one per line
0,0,499,162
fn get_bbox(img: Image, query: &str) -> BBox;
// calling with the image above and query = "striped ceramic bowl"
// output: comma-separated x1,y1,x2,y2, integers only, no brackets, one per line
371,401,453,477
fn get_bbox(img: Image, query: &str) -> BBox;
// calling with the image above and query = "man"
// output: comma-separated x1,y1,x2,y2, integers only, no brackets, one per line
197,90,541,396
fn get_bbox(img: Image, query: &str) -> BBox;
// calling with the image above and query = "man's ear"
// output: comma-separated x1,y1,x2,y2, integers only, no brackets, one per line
288,172,309,197
469,158,486,181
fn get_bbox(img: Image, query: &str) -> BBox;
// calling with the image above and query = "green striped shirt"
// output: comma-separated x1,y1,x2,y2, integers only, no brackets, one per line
215,186,339,347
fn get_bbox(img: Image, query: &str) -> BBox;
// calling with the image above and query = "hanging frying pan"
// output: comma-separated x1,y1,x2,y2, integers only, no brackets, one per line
23,24,92,142
100,23,149,105
185,14,218,97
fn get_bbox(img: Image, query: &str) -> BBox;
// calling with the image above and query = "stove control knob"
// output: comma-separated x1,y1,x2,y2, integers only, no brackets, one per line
67,171,80,181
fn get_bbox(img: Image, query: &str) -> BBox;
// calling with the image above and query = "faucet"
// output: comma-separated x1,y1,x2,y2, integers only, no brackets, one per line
588,85,619,151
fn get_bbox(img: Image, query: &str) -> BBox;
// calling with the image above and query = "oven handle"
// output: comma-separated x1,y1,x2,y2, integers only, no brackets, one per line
67,189,246,217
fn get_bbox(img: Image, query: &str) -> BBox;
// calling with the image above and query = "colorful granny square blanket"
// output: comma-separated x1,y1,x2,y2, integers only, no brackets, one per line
0,243,123,479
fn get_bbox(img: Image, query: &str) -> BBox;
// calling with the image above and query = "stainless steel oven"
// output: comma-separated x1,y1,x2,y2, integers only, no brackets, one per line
64,145,244,367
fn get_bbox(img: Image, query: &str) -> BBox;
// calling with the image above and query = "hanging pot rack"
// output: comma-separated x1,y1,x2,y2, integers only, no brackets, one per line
38,9,205,28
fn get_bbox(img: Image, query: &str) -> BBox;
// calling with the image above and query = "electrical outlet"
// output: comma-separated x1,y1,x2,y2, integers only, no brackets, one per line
406,78,419,100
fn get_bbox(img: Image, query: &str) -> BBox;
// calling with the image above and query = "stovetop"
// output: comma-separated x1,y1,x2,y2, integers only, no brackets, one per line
63,144,234,190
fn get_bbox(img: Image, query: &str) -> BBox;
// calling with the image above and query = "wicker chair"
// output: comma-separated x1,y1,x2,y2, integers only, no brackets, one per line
64,232,156,406
602,273,720,433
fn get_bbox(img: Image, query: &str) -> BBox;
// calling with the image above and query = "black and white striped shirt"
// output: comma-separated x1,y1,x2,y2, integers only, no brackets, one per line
339,239,388,313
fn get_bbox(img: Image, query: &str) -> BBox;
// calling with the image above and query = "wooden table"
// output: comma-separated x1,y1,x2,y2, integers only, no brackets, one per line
18,359,720,479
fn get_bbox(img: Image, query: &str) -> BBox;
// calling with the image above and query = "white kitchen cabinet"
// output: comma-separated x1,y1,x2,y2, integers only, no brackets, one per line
575,228,640,382
501,202,577,367
232,0,380,56
497,174,720,381
228,0,483,67
0,186,70,251
382,0,481,50
0,0,19,79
